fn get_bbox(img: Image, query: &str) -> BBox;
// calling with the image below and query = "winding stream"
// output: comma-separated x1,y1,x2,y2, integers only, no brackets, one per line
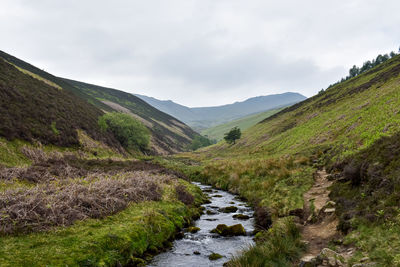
148,182,255,267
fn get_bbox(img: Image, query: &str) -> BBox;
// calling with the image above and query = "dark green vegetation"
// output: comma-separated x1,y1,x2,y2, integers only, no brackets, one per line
189,135,215,151
169,52,400,265
224,127,241,144
201,107,282,141
99,112,150,152
0,50,198,155
326,48,399,89
136,92,306,131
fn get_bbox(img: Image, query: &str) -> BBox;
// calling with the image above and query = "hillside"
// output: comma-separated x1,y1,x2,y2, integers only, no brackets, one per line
0,50,198,155
201,108,282,141
167,53,400,266
0,55,121,152
136,92,306,130
63,79,199,154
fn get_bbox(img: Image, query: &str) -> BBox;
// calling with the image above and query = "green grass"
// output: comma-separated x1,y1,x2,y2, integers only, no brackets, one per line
201,108,282,141
226,217,305,267
0,181,204,266
0,138,32,167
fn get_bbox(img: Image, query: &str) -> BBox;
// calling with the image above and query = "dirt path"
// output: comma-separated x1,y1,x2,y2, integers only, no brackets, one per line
300,169,339,257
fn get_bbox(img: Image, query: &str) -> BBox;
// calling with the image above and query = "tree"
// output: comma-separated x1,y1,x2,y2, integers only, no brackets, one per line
189,135,215,150
224,127,241,144
349,65,360,78
98,112,150,151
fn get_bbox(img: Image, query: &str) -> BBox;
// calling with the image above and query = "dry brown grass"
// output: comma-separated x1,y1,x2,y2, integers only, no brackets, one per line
0,171,164,234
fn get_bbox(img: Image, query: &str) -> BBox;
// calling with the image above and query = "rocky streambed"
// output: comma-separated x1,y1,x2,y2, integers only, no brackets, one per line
148,182,255,267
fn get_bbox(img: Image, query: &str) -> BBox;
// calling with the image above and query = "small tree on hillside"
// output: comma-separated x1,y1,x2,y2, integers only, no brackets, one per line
224,127,241,145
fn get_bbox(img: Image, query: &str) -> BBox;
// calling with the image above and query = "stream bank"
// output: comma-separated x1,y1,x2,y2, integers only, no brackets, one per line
148,182,255,267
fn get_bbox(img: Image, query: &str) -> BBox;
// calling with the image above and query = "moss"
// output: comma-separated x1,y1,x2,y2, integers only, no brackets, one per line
211,224,246,236
208,253,223,260
187,226,200,233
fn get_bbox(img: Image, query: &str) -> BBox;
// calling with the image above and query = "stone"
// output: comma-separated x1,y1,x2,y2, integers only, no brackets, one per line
232,214,250,220
324,201,336,208
193,251,201,255
208,253,223,260
360,257,369,263
324,208,336,213
187,226,200,233
219,206,238,213
210,224,246,236
212,194,223,198
352,263,377,267
206,210,217,215
299,255,317,267
318,248,345,266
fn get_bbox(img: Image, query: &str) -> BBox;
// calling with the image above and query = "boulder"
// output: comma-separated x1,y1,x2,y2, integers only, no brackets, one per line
232,214,250,220
208,253,223,260
210,224,246,236
219,206,238,213
299,255,317,267
317,248,345,266
187,226,200,233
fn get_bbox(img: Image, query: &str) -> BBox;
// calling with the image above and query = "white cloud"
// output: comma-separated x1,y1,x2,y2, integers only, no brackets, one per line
1,0,399,106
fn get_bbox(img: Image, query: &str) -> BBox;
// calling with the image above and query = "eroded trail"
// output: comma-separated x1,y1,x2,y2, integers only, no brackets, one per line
300,169,339,258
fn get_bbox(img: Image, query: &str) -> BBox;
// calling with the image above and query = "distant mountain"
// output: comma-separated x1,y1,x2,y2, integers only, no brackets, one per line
135,93,306,131
201,108,283,141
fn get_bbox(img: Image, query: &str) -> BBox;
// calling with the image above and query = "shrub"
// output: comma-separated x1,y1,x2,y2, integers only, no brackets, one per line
189,135,214,151
99,112,150,152
175,184,194,205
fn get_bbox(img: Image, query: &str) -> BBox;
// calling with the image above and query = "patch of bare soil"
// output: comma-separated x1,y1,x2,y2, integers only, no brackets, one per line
300,169,339,257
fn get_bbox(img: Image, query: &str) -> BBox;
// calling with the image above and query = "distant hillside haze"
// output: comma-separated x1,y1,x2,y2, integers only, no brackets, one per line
135,92,306,130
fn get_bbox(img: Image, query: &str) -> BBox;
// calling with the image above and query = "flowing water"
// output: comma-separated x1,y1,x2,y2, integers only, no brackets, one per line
148,182,255,267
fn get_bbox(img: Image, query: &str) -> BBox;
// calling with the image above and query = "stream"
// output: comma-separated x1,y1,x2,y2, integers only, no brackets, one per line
148,182,255,267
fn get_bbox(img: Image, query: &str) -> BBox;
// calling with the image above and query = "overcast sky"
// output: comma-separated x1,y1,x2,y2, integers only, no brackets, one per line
1,0,399,107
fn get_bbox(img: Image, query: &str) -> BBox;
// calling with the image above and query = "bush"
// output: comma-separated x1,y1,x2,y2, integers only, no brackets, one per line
99,112,150,151
189,135,214,151
175,184,194,205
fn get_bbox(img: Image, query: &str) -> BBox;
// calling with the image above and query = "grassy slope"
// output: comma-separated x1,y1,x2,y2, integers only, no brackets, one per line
0,57,121,151
174,54,400,265
201,108,282,141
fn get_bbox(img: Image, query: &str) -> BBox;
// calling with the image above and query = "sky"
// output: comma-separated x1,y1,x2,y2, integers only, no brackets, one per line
1,0,399,107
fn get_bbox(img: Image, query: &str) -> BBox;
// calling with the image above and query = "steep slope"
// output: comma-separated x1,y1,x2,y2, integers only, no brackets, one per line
176,53,400,265
136,92,306,130
63,79,198,154
201,108,282,141
0,50,198,154
0,56,120,150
